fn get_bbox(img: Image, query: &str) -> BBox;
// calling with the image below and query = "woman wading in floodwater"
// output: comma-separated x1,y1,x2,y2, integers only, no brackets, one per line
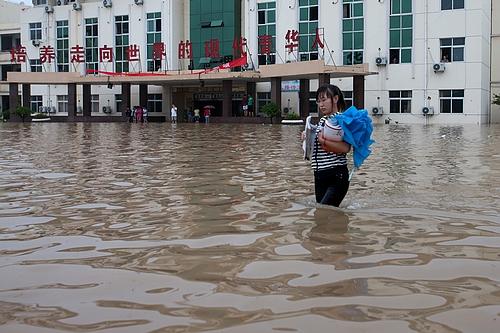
306,84,351,207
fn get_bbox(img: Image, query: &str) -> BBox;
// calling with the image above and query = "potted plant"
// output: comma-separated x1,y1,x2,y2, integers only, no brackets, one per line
261,102,280,124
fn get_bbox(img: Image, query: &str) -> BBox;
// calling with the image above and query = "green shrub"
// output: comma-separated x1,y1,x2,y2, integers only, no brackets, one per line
32,113,50,119
285,112,301,120
493,94,500,106
261,102,280,123
14,106,32,122
0,109,10,121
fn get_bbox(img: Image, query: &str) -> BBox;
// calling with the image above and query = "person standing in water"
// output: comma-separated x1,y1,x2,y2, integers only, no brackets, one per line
306,84,351,207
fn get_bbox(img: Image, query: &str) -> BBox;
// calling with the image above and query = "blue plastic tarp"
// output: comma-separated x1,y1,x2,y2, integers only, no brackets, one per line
334,106,374,169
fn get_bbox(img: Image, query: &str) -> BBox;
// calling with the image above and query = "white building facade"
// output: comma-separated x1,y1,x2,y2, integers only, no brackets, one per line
0,0,26,114
18,0,493,124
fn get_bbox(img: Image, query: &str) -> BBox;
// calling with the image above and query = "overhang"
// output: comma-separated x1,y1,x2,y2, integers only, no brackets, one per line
6,60,377,85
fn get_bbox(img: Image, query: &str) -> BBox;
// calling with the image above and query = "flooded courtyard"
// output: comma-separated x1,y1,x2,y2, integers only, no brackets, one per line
0,122,499,333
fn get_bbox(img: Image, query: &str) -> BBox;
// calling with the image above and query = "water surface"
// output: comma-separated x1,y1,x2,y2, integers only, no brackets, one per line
0,122,499,333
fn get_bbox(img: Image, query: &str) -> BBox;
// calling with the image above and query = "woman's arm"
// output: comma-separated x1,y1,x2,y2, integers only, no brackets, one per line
318,131,351,154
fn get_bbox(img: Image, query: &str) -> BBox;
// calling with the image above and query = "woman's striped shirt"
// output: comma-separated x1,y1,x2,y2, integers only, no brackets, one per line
311,116,348,171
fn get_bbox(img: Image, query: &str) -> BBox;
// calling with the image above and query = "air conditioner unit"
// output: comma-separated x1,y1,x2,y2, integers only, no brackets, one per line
102,106,112,113
73,1,82,10
433,63,446,72
375,57,387,66
422,106,434,116
32,39,41,47
372,106,384,115
45,5,54,13
57,0,69,6
134,0,144,5
103,0,112,8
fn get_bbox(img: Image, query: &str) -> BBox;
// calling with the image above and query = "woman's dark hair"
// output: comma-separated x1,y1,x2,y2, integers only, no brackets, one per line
316,84,346,112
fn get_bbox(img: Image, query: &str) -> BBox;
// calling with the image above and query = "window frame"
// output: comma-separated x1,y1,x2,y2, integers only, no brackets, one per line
299,0,320,62
439,89,464,113
441,0,464,10
389,0,413,64
146,12,162,72
342,0,364,65
56,20,69,72
29,22,42,41
389,90,412,113
115,15,129,73
257,1,277,65
85,18,99,72
440,37,465,62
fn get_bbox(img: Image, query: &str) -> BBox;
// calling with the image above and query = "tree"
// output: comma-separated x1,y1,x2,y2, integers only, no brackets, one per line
14,106,32,122
493,93,500,106
261,102,280,124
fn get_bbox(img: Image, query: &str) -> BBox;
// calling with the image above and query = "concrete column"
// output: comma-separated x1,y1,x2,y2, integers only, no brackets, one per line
121,83,131,116
139,84,148,108
22,84,31,109
162,85,172,122
9,83,20,121
299,79,310,118
353,75,365,109
222,80,232,117
318,73,330,87
67,83,77,120
82,84,91,117
246,81,256,116
271,77,282,110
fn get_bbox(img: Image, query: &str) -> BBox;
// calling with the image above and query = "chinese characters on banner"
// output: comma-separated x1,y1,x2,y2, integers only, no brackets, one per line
9,28,327,70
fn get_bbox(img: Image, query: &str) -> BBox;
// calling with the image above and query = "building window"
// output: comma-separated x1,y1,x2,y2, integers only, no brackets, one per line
146,12,162,72
440,37,464,62
440,90,464,113
85,18,99,72
389,90,412,113
389,0,412,64
441,0,464,10
31,95,43,113
91,95,99,113
57,95,68,113
115,94,122,113
29,22,42,41
257,1,276,65
56,20,69,72
299,0,319,62
33,0,47,6
343,91,353,108
30,59,42,72
115,15,129,73
257,92,271,115
147,94,162,113
342,0,364,65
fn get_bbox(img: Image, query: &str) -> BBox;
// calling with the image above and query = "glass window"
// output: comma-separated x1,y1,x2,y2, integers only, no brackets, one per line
57,95,68,113
440,89,464,113
31,95,43,113
440,37,465,62
91,95,99,113
56,20,69,72
257,1,276,65
30,59,42,72
441,0,464,10
390,0,412,64
115,16,129,73
85,18,99,72
389,90,412,113
298,0,320,62
147,94,163,113
147,12,162,72
342,0,364,65
29,22,42,40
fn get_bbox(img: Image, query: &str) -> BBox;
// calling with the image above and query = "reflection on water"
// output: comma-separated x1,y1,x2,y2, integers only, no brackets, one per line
0,123,499,333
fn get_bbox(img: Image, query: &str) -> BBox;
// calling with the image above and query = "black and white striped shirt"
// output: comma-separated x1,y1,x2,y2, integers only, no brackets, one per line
311,116,348,171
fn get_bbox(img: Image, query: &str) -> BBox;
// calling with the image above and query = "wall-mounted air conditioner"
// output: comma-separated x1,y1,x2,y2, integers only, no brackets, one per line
32,39,41,47
375,57,387,66
102,106,112,113
45,5,54,13
73,1,82,11
103,0,112,8
134,0,144,5
422,106,434,116
57,0,69,6
433,63,446,72
372,106,384,115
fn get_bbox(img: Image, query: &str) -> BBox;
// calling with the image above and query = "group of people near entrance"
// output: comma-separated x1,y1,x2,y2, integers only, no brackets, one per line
241,94,254,116
126,106,148,123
